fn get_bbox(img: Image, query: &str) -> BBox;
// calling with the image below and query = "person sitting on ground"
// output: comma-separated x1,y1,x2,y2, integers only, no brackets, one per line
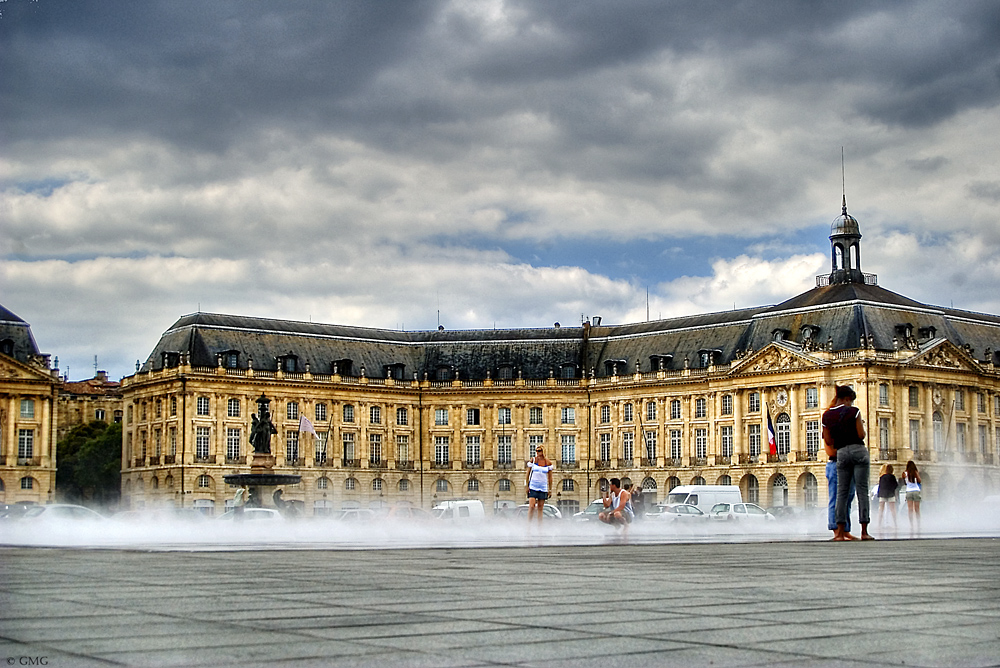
598,478,634,529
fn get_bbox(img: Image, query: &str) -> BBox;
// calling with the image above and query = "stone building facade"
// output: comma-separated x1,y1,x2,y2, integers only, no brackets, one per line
57,371,123,441
120,206,1000,515
0,306,60,505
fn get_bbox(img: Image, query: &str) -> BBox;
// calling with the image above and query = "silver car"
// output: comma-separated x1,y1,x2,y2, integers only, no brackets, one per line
709,502,776,522
651,503,709,522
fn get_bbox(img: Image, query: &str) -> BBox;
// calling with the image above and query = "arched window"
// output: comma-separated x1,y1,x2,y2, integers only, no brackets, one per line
717,475,732,486
151,477,159,490
641,477,657,504
398,479,409,492
801,472,818,507
745,475,759,504
317,477,329,490
850,244,859,270
372,478,383,492
436,478,449,493
20,476,34,490
776,413,791,455
834,244,844,270
197,474,212,488
345,477,357,491
666,476,681,491
498,478,511,492
467,479,479,492
772,473,788,506
691,476,706,486
562,479,575,492
933,412,944,451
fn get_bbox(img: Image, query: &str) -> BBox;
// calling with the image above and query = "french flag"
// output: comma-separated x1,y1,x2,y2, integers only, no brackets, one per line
766,408,777,456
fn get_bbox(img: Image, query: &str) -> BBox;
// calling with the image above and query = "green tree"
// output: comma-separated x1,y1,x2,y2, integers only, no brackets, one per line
57,421,122,507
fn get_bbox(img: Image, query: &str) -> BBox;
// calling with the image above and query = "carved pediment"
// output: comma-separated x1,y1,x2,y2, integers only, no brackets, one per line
0,355,58,384
732,343,821,375
908,340,980,372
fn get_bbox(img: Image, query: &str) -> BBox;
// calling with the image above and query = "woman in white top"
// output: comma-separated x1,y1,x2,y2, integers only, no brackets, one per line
525,447,553,524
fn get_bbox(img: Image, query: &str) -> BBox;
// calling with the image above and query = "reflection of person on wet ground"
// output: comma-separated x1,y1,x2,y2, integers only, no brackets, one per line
822,385,873,541
525,447,553,525
902,460,922,536
233,485,249,523
599,478,634,535
876,464,899,531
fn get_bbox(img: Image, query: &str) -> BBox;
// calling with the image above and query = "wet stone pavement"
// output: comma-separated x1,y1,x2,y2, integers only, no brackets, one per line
1,538,999,667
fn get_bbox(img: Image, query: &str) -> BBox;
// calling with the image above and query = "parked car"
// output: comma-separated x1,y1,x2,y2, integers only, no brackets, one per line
381,505,436,522
217,508,284,522
571,500,606,522
650,503,709,523
663,485,743,515
18,504,105,522
432,499,487,521
511,503,562,520
333,508,378,522
709,502,776,522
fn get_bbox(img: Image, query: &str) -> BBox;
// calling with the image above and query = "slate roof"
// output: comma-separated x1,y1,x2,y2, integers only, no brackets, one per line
140,280,1000,379
0,303,42,365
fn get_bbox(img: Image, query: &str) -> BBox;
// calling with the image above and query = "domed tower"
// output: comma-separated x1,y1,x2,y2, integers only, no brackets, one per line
828,194,864,284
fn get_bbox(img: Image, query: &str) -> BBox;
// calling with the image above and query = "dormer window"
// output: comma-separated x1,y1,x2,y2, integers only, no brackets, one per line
162,352,180,368
697,349,721,368
649,354,673,371
559,363,578,379
771,329,791,342
278,353,298,373
496,365,514,380
383,363,406,380
435,366,452,381
0,339,13,356
604,359,626,376
895,323,914,339
221,351,239,369
800,325,820,341
918,326,937,340
332,359,353,376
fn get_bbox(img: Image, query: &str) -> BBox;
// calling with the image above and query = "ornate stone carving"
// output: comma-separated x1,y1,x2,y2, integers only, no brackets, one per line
747,348,811,372
920,348,963,369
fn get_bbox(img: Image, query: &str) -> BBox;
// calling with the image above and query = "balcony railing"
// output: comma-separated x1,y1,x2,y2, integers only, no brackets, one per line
640,458,656,468
369,459,387,469
314,457,330,467
692,457,708,466
914,450,931,461
342,458,361,468
164,455,176,464
796,451,818,462
395,460,415,470
132,458,145,468
716,455,732,465
937,451,955,462
495,461,514,470
983,454,995,465
286,458,305,468
17,457,40,467
767,454,788,463
463,461,483,470
594,460,612,470
558,460,579,469
148,456,161,465
877,449,897,461
665,458,682,467
619,458,634,468
194,457,211,464
739,454,759,465
225,457,242,465
431,461,451,469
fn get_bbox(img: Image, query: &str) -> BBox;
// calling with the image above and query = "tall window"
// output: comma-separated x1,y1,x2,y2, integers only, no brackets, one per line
749,424,761,457
434,437,449,465
17,429,34,459
933,413,944,451
373,478,383,492
497,406,512,425
528,434,544,459
721,395,733,416
561,407,575,424
803,474,818,507
20,399,35,418
995,395,1000,417
226,428,241,460
776,414,790,455
623,403,633,422
467,479,479,492
977,393,986,413
369,433,383,463
561,435,576,464
498,479,511,492
643,431,656,460
878,384,889,406
154,430,162,456
466,436,481,465
806,387,819,409
600,405,611,423
695,428,707,458
879,418,890,455
286,431,300,462
435,409,449,426
721,426,733,457
748,392,760,413
197,474,211,488
622,432,634,461
287,402,299,421
315,403,327,421
436,478,448,492
646,402,657,421
466,408,480,425
670,399,681,420
170,396,177,416
345,477,356,491
956,423,967,451
670,429,682,459
695,398,707,419
497,435,512,465
909,386,920,408
155,400,162,418
396,435,409,463
806,420,820,455
747,476,759,504
530,407,543,424
169,427,177,456
599,433,612,461
21,477,33,490
370,405,381,424
315,432,328,464
979,425,988,454
396,407,408,425
227,398,240,418
343,404,355,423
909,420,920,453
195,427,210,459
196,397,209,416
955,390,965,411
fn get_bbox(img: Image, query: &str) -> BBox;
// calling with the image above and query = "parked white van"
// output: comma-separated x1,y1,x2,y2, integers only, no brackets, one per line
432,499,486,522
662,485,742,515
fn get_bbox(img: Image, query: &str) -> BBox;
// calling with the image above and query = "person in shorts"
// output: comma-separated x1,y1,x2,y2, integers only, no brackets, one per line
598,478,634,530
525,447,553,524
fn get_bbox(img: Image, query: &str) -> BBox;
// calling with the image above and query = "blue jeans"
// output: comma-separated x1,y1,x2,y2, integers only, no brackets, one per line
835,444,870,526
826,459,854,532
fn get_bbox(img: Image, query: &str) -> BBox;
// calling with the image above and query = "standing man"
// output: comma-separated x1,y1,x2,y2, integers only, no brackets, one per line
598,478,634,531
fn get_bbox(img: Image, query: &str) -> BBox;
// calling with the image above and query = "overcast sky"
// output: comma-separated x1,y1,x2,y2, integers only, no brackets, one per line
2,0,999,381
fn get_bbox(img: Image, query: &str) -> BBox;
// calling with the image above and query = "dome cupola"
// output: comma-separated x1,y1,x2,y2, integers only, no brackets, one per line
828,195,864,284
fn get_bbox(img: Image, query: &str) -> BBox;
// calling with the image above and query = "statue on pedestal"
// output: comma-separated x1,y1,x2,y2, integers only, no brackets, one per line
249,393,278,454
